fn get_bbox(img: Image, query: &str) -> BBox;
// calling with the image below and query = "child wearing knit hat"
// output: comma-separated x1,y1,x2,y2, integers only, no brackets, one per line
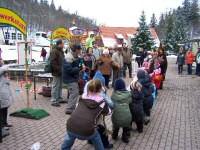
111,78,132,143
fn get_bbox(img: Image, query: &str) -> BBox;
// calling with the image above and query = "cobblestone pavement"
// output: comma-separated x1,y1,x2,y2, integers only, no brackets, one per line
1,58,200,150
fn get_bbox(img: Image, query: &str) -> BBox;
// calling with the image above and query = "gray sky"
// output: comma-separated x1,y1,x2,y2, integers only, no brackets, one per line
50,0,184,27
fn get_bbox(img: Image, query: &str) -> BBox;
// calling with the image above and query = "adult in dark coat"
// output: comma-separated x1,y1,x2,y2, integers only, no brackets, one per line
63,44,82,114
158,47,168,89
50,40,64,107
136,48,146,68
176,47,185,74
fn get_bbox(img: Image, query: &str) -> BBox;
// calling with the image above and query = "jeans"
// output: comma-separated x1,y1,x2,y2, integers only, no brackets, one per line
178,64,183,74
137,61,143,68
0,107,8,126
66,82,79,113
103,75,110,87
61,131,104,150
187,64,192,75
112,69,123,87
123,63,132,78
196,64,200,76
42,57,46,62
51,76,63,103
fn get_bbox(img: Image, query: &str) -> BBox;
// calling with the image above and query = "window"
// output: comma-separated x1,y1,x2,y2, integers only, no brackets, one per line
42,33,47,38
5,32,10,39
12,33,16,40
17,33,22,40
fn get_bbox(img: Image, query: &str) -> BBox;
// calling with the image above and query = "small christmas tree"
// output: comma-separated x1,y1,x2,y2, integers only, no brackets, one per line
132,11,155,53
150,13,157,28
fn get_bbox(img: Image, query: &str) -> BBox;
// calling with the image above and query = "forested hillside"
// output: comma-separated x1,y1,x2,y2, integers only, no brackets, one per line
152,0,200,52
0,0,97,32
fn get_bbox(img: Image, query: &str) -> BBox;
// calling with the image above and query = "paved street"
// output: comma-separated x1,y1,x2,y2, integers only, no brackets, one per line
1,58,200,150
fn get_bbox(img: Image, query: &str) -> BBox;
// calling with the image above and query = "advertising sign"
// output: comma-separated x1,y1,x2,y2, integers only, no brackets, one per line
0,7,27,35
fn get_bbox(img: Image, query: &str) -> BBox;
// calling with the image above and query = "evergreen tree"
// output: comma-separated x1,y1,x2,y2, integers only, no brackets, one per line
173,19,187,52
50,0,55,10
189,0,200,37
164,13,175,52
182,0,191,23
157,13,166,40
150,13,157,28
132,11,155,52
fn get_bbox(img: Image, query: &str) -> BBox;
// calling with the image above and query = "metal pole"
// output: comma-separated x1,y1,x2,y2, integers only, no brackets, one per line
24,37,30,108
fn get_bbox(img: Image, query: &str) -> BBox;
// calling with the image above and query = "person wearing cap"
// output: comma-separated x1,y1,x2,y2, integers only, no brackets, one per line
111,78,132,143
97,48,113,88
63,44,82,114
50,39,64,107
112,47,124,87
122,43,132,78
136,69,154,125
129,75,144,133
195,48,200,76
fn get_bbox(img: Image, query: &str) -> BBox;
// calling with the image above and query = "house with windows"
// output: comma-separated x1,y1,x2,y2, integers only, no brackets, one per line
0,26,24,45
99,26,160,48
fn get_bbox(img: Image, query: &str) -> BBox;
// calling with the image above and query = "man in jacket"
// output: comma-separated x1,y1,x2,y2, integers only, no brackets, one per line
195,48,200,76
63,44,82,114
50,40,64,107
136,48,146,68
122,43,132,78
185,49,195,75
112,47,123,87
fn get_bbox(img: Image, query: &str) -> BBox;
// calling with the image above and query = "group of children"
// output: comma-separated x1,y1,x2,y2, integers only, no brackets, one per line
111,69,155,144
61,64,158,149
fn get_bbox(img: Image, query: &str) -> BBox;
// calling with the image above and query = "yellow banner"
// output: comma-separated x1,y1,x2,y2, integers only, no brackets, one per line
51,27,71,40
0,7,27,35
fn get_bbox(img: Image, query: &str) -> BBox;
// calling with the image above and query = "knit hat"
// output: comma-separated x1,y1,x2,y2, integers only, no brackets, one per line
137,69,146,80
103,48,109,55
114,78,126,91
93,71,105,86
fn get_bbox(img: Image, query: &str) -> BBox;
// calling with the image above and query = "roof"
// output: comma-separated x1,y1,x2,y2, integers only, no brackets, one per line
99,26,158,40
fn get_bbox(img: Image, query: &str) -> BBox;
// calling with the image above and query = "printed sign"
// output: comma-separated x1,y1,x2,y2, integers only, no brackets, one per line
0,7,27,35
51,27,71,40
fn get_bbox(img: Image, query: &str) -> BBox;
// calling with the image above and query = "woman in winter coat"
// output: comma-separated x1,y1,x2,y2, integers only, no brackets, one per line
129,78,144,133
137,69,154,125
61,80,109,150
97,49,113,88
185,49,195,75
176,47,185,75
0,65,13,129
158,48,168,89
111,78,132,143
